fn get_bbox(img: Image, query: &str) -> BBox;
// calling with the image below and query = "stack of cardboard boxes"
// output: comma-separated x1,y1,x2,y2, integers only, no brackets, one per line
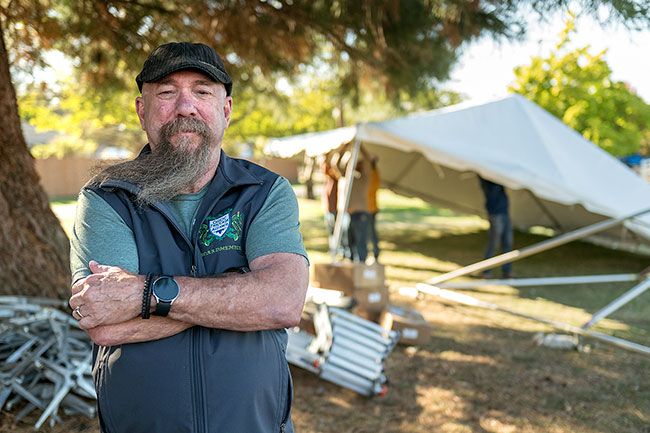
311,262,432,346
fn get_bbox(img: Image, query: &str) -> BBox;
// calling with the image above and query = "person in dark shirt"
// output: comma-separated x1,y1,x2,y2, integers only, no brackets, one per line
478,176,513,278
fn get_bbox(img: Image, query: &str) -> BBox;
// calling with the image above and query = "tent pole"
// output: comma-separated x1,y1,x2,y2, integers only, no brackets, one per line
425,207,650,286
416,283,650,356
438,273,639,289
581,277,650,330
330,140,361,261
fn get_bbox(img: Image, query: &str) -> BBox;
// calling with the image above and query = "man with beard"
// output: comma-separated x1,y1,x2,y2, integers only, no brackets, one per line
68,42,308,433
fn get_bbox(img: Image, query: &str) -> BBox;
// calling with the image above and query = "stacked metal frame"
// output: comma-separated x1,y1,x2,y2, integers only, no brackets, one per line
0,297,96,429
286,304,400,397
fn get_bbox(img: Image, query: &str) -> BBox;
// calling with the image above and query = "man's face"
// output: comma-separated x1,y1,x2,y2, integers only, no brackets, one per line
135,70,233,153
90,69,234,205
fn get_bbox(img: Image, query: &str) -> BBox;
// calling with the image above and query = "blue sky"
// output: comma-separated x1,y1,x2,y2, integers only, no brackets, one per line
446,10,650,103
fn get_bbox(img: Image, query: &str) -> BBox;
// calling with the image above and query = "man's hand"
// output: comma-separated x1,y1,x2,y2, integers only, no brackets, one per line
69,261,143,330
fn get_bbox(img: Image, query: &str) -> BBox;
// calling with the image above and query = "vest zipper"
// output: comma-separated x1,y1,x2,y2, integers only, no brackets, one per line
151,203,204,430
191,327,206,433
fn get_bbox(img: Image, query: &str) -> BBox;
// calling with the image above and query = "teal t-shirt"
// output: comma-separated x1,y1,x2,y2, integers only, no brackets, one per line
70,177,308,283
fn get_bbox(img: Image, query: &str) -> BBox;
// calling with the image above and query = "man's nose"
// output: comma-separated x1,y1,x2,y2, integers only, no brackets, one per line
175,90,198,117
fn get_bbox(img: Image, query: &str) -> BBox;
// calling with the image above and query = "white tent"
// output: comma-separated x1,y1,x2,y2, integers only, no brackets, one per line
265,94,650,254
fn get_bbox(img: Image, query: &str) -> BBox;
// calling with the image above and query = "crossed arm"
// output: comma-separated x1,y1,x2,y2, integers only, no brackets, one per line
69,252,309,346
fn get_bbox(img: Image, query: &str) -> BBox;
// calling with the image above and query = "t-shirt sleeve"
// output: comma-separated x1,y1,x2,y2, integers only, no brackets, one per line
70,189,139,284
245,177,309,264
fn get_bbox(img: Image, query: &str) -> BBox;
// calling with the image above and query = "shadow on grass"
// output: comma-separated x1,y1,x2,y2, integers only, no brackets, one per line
412,324,650,433
293,318,650,433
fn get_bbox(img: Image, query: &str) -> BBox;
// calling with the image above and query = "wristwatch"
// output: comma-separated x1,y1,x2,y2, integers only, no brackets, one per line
151,276,180,317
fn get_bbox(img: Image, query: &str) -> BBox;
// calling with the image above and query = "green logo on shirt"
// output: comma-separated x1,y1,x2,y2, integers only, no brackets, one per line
199,208,244,247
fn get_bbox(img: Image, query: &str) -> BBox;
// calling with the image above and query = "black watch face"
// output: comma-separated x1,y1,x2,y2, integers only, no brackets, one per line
153,276,179,302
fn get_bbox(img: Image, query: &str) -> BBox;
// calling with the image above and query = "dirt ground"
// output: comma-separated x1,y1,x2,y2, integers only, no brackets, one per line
291,298,650,433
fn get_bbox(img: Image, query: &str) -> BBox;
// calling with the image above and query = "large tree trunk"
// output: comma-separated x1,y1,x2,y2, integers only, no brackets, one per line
0,24,71,299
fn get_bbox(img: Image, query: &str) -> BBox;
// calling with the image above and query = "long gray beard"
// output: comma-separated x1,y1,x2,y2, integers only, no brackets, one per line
88,117,217,205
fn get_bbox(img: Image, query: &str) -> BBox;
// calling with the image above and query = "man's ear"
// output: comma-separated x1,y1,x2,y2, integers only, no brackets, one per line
223,96,233,127
135,96,146,129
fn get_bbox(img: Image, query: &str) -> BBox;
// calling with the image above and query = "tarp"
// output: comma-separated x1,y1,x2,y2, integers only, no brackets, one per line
265,94,650,254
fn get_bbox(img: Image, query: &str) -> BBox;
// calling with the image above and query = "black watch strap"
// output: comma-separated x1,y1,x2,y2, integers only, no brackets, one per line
154,300,172,317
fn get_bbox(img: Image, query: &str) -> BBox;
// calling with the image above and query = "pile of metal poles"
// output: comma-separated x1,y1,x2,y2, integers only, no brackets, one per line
0,296,96,429
287,304,400,396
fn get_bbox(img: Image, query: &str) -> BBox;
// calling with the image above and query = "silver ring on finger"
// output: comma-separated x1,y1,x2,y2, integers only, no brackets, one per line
74,306,84,319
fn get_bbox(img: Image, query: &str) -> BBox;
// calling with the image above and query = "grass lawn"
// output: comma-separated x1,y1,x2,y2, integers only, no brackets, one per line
50,195,78,237
43,189,650,433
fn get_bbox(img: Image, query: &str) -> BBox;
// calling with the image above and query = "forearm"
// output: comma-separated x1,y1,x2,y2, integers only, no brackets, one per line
71,254,308,333
87,317,192,346
168,254,308,331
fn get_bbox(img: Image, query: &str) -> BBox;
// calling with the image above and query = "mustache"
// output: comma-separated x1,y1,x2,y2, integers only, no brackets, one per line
159,117,212,145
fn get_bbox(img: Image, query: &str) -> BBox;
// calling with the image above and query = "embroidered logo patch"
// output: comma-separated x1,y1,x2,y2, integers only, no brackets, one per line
210,213,230,238
199,208,244,247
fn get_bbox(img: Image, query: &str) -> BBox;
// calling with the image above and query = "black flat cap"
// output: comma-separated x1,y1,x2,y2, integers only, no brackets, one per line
136,42,233,95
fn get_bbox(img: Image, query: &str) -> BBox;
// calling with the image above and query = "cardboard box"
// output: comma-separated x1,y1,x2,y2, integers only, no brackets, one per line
312,262,385,294
353,285,389,314
380,304,431,346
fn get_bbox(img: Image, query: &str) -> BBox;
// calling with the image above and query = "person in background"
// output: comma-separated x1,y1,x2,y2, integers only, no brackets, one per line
478,175,513,279
340,145,373,263
367,156,381,262
322,151,340,237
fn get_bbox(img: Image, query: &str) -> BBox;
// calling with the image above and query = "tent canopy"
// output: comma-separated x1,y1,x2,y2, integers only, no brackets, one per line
265,94,650,254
